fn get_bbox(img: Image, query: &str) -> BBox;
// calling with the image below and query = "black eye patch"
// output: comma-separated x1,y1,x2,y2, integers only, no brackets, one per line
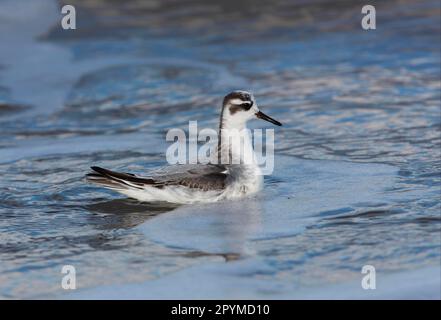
241,101,253,110
229,101,253,115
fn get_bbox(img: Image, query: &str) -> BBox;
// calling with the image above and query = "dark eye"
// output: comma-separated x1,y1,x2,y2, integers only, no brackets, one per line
241,101,253,110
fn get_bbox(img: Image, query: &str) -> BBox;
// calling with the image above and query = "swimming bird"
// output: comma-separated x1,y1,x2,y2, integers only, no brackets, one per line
86,91,281,204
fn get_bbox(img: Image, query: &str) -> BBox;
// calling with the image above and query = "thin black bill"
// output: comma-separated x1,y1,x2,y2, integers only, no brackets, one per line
255,111,282,126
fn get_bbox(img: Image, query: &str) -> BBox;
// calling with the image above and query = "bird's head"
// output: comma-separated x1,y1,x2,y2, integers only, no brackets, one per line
221,91,282,129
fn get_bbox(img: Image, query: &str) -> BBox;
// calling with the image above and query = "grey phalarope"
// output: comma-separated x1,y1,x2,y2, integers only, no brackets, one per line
86,91,282,204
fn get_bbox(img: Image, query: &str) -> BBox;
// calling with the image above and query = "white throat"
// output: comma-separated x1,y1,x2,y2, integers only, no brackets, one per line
217,123,263,196
217,109,257,164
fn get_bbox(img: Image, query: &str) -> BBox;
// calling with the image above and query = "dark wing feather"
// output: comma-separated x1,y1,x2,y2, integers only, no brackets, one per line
86,164,227,191
171,172,227,191
85,172,133,190
149,164,227,190
90,166,156,184
87,166,162,190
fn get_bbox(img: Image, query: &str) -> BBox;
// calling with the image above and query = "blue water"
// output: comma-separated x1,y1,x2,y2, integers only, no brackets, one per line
0,0,440,298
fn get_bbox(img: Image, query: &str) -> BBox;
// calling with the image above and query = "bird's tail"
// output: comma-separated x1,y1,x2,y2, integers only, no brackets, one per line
86,166,158,190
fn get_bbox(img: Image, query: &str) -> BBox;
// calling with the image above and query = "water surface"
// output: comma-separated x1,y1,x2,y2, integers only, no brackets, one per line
0,0,440,298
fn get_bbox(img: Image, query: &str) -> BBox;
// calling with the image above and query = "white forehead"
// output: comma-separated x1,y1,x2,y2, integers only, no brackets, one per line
228,91,255,105
229,98,248,105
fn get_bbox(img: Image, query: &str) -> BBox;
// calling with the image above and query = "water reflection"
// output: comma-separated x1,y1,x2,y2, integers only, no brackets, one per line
140,198,263,257
86,198,179,229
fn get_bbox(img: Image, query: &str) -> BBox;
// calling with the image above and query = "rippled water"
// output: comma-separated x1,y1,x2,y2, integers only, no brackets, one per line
0,0,440,299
